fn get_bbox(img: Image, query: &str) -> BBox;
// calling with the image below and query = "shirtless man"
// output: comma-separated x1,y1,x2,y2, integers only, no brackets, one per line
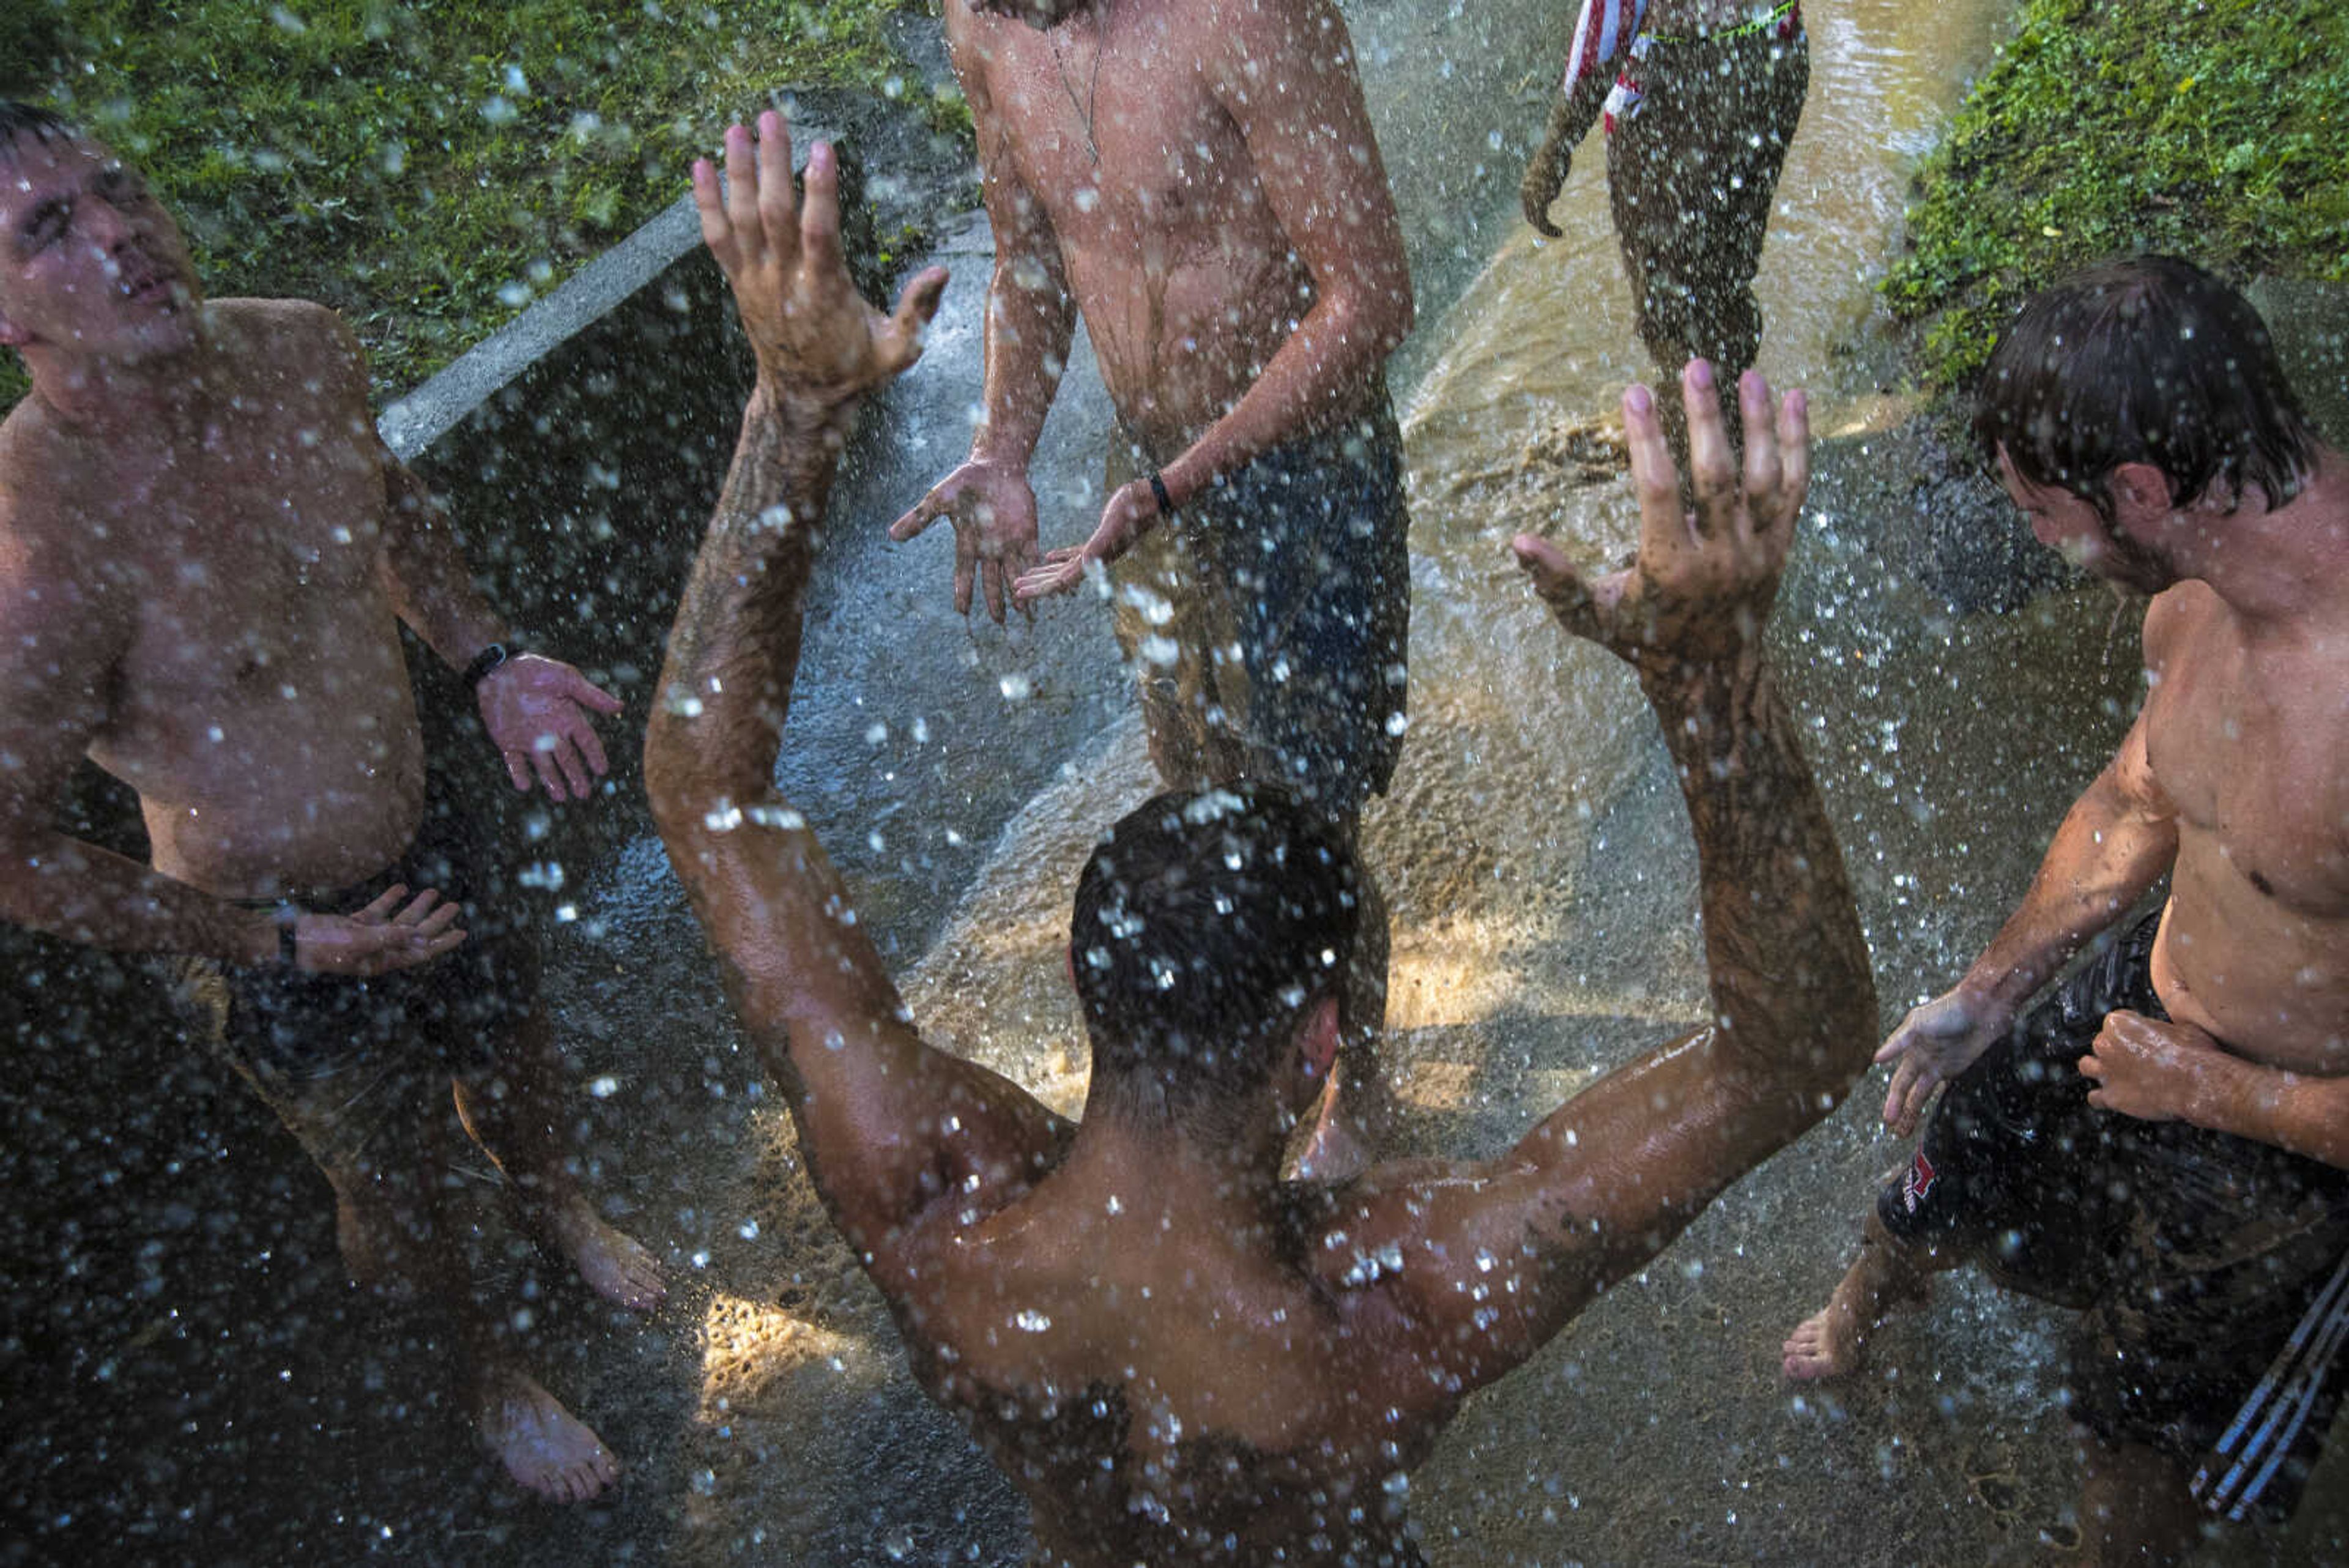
1783,257,2349,1564
0,102,662,1503
888,0,1417,1166
1520,0,1808,459
649,113,1875,1564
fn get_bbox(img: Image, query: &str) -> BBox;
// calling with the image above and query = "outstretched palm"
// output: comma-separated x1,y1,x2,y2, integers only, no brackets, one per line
692,111,948,406
1513,362,1808,679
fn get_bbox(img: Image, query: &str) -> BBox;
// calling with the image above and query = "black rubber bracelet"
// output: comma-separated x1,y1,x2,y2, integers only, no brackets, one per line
462,641,515,689
276,904,300,968
1148,472,1174,518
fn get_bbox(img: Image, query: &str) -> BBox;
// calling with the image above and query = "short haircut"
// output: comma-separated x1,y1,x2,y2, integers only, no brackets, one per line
1071,784,1362,1134
0,100,76,159
1973,255,2320,522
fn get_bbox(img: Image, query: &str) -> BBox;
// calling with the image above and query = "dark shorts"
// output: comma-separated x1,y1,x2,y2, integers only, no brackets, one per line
1879,915,2349,1517
1605,22,1808,377
1105,394,1411,817
168,787,541,1180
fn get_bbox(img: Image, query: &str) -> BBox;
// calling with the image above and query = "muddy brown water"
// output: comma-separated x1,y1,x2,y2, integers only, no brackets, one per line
8,1,2345,1563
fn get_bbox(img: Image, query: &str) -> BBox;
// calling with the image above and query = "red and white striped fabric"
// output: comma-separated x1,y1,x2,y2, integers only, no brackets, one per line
1559,0,1647,100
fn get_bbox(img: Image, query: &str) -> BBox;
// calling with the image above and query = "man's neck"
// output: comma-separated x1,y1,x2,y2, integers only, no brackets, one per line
2184,448,2349,627
1056,1105,1291,1226
24,318,211,436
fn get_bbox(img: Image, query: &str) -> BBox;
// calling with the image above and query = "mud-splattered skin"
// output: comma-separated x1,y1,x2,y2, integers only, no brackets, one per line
653,119,1874,1566
941,0,1411,483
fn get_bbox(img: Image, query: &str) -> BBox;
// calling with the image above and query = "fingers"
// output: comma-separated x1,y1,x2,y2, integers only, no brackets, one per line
722,122,762,267
755,110,798,265
979,545,1008,623
952,525,978,617
891,484,953,543
1776,387,1811,535
1509,533,1600,639
798,134,841,282
879,265,951,374
1621,382,1687,564
1738,370,1781,537
527,742,573,803
355,883,412,923
502,746,533,793
566,671,625,718
1682,360,1737,537
1012,556,1083,603
691,158,738,277
571,713,611,778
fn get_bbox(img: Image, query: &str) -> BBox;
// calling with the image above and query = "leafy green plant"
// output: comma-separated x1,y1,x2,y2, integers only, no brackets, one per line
1890,0,2349,390
4,0,959,411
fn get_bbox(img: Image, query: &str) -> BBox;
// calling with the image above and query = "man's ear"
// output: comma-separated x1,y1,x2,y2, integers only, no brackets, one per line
0,306,28,349
2109,462,2176,532
1300,995,1341,1082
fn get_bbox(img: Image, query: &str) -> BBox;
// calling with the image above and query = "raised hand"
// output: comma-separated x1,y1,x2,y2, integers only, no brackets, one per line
1873,986,2012,1137
691,110,949,408
477,653,623,803
294,883,465,975
888,457,1041,622
1012,477,1160,605
1511,360,1807,679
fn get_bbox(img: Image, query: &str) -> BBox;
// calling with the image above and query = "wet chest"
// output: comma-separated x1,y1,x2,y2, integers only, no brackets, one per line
110,416,390,700
2147,644,2349,909
983,39,1259,248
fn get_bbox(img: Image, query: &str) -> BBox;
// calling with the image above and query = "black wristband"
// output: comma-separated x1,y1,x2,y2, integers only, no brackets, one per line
276,903,300,968
1148,472,1174,519
462,641,515,689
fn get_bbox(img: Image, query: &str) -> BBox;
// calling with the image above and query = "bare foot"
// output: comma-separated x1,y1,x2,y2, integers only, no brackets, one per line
543,1195,667,1313
1781,1295,1866,1381
475,1367,619,1503
1782,1233,1933,1381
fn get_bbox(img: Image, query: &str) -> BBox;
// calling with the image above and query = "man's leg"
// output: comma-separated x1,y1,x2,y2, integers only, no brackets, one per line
374,1088,623,1504
408,808,666,1314
451,997,665,1314
1783,1204,1954,1379
2077,1437,2205,1567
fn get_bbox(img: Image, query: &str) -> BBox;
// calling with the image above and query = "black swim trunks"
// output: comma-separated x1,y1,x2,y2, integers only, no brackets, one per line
1105,391,1411,818
1878,913,2349,1518
169,781,541,1180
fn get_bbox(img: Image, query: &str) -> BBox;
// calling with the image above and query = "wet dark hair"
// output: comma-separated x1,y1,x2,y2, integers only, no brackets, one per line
0,100,77,158
1071,784,1362,1135
1973,255,2320,522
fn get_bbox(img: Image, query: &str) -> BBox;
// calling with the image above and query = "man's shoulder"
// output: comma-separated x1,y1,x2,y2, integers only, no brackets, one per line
207,298,368,386
0,401,97,552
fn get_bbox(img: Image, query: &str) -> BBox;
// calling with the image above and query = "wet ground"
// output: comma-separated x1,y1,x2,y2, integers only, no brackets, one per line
6,0,2348,1563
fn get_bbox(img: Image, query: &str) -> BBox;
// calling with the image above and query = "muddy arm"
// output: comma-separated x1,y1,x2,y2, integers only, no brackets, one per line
644,116,1065,1258
1367,364,1875,1387
1521,0,1621,235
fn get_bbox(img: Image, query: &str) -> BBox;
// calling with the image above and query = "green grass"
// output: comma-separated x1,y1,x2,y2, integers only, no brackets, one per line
2,0,956,412
1888,0,2349,390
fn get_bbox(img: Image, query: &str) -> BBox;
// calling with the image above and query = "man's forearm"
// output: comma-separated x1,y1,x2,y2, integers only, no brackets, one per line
1155,285,1408,507
2192,1055,2349,1170
1646,654,1875,1094
379,460,510,671
971,250,1074,467
2,832,273,963
647,382,853,806
1965,769,2175,1010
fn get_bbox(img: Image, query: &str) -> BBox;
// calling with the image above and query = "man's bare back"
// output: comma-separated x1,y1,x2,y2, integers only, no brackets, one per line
650,113,1874,1564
